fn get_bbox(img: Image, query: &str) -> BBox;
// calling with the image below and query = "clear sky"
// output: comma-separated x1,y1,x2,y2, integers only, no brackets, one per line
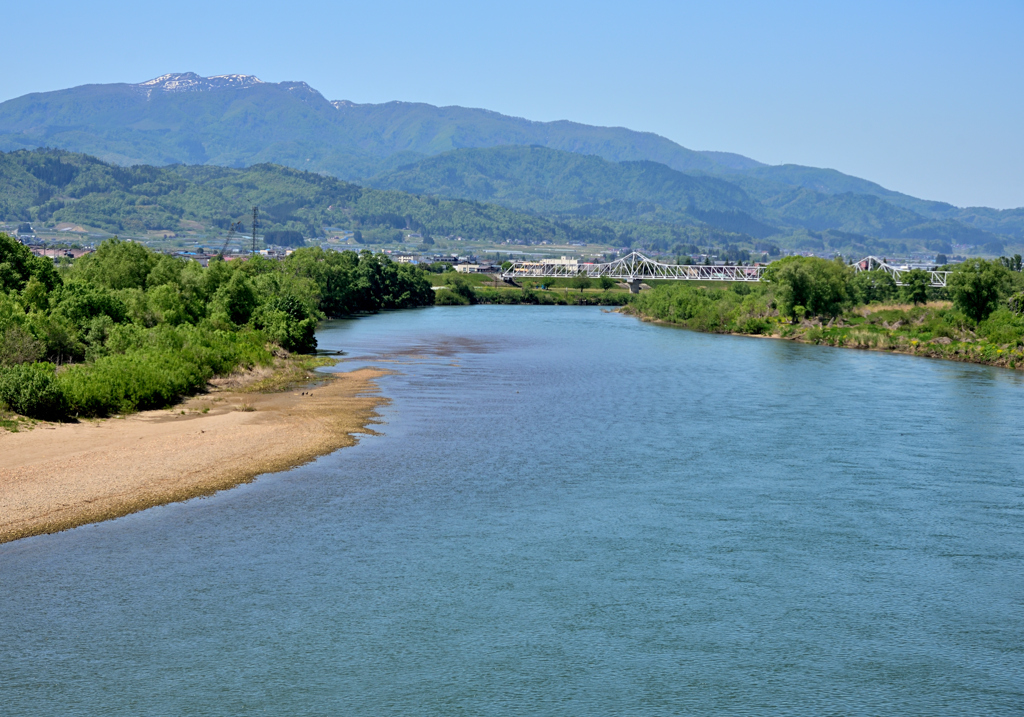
2,0,1022,208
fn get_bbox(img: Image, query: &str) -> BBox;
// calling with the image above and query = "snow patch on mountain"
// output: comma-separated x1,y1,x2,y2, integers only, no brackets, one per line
135,73,266,93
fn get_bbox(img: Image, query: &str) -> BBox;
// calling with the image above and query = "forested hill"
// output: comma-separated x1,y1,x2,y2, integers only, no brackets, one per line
0,148,757,249
366,145,768,228
367,146,1017,252
4,146,1020,258
0,149,576,243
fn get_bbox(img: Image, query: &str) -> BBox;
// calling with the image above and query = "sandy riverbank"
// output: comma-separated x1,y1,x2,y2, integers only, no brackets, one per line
0,366,387,545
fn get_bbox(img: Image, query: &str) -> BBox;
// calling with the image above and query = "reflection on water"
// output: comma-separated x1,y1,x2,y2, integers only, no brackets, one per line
2,306,1022,715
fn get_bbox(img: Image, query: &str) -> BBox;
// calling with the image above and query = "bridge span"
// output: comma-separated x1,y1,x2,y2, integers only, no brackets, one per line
502,252,950,293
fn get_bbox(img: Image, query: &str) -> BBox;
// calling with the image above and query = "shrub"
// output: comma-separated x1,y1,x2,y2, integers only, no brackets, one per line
435,289,470,306
0,362,66,419
0,325,44,365
105,323,147,354
978,308,1024,346
446,275,476,303
57,326,272,417
1009,291,1024,317
738,317,770,335
58,350,208,416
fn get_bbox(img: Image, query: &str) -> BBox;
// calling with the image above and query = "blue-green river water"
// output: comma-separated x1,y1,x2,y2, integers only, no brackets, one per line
2,306,1023,715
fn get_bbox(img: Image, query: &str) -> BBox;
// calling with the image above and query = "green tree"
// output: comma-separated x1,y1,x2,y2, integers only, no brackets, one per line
0,233,60,292
763,256,852,319
899,269,930,305
214,272,259,325
147,284,194,326
570,275,592,293
998,254,1023,272
598,276,616,290
74,238,156,290
146,254,185,288
21,276,51,312
50,280,129,332
850,270,896,304
947,259,1011,323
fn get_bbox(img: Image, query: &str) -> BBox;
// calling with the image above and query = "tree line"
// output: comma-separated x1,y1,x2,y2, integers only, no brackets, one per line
0,234,433,420
632,255,1024,343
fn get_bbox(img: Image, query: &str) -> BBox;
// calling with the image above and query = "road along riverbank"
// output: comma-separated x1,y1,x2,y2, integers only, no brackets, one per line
0,364,387,544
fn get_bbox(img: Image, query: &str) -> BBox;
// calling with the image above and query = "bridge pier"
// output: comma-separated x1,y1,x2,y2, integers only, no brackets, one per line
626,279,643,294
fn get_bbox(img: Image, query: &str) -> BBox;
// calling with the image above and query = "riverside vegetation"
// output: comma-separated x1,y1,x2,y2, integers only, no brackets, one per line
6,235,1023,426
434,270,630,307
627,255,1024,369
0,233,432,423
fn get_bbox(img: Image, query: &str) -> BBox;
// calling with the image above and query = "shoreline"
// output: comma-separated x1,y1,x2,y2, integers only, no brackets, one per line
0,365,388,545
621,305,1024,372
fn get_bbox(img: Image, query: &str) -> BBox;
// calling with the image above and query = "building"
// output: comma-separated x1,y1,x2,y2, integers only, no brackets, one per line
453,263,500,274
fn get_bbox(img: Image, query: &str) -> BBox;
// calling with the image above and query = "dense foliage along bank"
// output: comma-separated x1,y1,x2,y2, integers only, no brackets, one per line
628,255,1024,369
0,234,433,421
433,272,630,307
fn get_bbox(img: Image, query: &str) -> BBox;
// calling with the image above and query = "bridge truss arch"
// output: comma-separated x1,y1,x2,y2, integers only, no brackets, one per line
502,252,950,288
502,252,764,283
853,256,950,287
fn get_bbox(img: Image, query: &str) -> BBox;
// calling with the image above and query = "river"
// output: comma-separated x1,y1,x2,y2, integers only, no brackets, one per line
2,306,1023,715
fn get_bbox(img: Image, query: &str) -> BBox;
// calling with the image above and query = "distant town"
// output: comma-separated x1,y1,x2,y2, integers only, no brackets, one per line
4,220,967,276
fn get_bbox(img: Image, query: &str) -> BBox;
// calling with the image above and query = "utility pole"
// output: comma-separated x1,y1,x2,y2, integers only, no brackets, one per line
251,206,259,257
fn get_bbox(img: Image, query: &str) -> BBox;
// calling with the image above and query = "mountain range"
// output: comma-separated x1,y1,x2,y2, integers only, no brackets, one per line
0,147,616,244
2,72,1022,254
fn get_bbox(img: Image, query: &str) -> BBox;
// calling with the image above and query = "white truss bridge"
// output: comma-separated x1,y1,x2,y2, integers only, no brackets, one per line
502,252,950,291
853,256,950,288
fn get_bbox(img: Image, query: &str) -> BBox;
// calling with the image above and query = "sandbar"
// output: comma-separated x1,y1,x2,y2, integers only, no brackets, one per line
0,366,387,544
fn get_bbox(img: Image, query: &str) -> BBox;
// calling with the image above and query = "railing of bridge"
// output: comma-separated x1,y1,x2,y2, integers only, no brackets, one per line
502,252,951,287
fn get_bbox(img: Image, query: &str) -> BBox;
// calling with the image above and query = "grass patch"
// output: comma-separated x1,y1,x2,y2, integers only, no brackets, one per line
0,412,21,432
240,354,339,394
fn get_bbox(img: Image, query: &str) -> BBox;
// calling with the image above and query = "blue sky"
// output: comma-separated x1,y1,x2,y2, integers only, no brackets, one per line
2,0,1021,208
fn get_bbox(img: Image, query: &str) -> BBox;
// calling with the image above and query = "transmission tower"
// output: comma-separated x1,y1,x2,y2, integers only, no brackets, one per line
251,206,260,256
